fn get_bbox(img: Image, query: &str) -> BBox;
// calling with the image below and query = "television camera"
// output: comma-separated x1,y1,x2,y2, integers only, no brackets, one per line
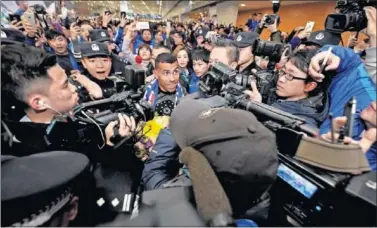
325,0,377,33
198,62,277,104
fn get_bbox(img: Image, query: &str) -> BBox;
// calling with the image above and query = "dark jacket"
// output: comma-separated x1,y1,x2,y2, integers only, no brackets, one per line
142,129,181,190
271,91,329,127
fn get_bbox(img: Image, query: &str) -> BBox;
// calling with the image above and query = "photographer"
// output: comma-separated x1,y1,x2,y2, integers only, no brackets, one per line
255,16,283,43
209,39,239,70
245,49,329,127
233,32,261,75
1,44,135,156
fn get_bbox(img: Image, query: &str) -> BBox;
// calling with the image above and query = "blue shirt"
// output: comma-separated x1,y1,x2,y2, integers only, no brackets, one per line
366,143,376,171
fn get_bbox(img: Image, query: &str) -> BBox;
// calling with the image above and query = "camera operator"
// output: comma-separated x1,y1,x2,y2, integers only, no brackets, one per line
1,44,135,156
245,49,329,127
209,39,239,70
233,32,261,75
255,17,283,43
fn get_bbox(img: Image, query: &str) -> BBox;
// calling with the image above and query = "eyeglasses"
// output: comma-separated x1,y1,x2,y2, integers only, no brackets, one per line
161,69,180,77
278,69,307,81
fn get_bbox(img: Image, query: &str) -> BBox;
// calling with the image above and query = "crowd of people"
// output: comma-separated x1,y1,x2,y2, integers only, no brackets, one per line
1,0,376,227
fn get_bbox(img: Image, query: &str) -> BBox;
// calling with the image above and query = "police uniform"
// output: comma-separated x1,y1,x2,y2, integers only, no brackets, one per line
1,28,26,45
233,32,261,76
89,29,129,76
79,42,123,100
1,151,91,226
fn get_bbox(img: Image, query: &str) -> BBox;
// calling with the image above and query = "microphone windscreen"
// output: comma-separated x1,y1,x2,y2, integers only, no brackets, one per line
135,55,143,64
179,147,232,222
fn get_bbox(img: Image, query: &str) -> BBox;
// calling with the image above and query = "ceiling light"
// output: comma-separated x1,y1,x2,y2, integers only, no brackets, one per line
240,3,246,7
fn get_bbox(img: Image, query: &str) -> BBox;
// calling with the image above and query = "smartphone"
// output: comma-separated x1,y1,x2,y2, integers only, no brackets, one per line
22,12,37,28
9,14,21,22
304,21,315,33
338,97,357,142
136,21,149,30
120,11,126,19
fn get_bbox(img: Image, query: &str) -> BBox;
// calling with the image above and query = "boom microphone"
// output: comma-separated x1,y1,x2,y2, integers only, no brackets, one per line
179,147,234,226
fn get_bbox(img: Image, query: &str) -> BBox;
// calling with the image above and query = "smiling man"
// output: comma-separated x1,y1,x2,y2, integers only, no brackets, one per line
143,53,186,116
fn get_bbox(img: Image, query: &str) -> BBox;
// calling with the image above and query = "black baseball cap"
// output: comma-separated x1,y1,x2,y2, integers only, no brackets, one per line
170,98,278,215
302,30,341,47
80,42,110,57
89,29,111,43
196,28,209,38
234,32,259,48
1,28,25,45
1,151,90,226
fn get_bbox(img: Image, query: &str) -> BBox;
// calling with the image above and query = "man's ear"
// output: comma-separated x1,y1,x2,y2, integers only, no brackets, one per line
304,81,318,93
67,196,79,221
29,95,47,111
153,69,159,79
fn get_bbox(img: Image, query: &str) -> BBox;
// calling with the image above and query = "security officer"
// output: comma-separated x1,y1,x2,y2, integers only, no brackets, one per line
1,28,26,46
1,151,93,227
233,32,262,76
89,29,130,76
79,42,126,100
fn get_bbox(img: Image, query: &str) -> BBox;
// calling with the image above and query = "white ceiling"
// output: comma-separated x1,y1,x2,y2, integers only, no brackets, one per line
237,0,320,12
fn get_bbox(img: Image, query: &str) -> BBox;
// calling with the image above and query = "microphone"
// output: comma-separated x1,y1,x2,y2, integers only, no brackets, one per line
135,55,143,65
179,147,234,226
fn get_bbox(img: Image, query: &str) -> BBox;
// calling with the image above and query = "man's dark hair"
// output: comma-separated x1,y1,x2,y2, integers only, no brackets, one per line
252,13,257,16
191,47,210,64
154,44,171,52
289,49,326,95
257,13,262,16
213,40,240,63
141,29,152,35
155,53,177,69
1,44,57,109
45,29,66,40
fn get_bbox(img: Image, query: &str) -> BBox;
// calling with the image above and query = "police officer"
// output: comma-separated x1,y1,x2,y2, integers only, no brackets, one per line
233,32,261,76
1,151,92,227
89,29,129,76
79,42,126,100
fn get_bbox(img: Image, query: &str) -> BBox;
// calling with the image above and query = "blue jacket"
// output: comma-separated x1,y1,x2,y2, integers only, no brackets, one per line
188,71,201,94
46,47,83,73
272,92,329,127
142,129,181,190
132,33,155,54
318,45,376,138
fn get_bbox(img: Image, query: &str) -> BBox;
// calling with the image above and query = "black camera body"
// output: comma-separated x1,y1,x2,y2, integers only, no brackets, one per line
325,0,376,32
263,14,280,27
198,62,252,97
122,65,148,92
252,39,287,62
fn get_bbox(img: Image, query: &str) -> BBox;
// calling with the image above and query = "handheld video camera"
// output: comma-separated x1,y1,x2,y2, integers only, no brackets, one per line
325,0,376,32
198,62,253,97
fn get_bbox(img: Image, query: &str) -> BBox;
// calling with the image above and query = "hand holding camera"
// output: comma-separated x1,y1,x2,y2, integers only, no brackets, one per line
244,80,262,103
105,114,136,146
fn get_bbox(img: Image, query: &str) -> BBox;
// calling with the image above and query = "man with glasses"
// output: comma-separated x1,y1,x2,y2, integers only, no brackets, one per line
245,49,329,127
143,53,186,117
